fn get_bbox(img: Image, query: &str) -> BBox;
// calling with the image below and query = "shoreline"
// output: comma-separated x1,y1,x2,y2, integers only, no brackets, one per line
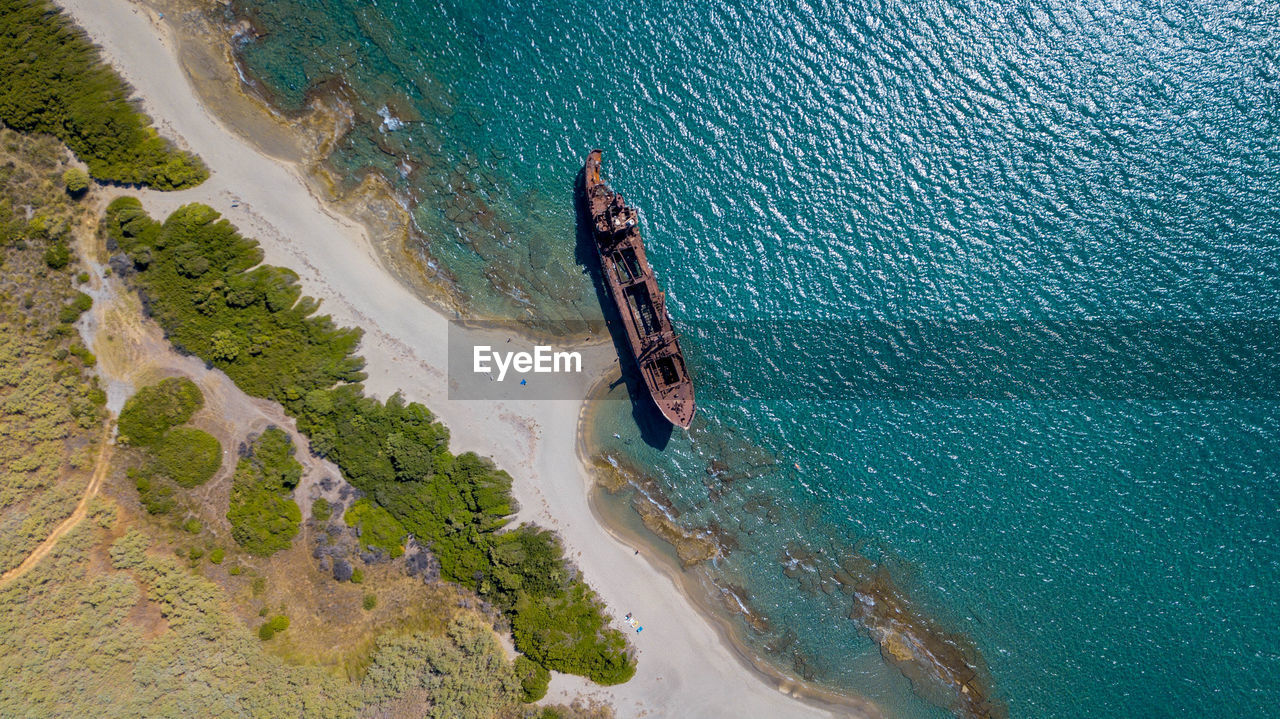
53,1,879,716
576,384,886,718
157,0,607,347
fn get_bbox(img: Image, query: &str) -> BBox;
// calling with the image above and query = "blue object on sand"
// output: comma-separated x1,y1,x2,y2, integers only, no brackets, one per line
520,379,526,385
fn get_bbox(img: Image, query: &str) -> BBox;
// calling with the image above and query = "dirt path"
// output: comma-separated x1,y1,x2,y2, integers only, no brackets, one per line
0,421,114,586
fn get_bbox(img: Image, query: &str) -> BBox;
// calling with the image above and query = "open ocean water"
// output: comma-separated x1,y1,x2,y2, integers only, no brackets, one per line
230,1,1280,716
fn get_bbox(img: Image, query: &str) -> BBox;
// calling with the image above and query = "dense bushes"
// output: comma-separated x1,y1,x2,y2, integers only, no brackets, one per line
131,469,175,515
42,241,69,269
58,291,92,324
511,581,635,685
226,428,301,556
361,615,522,719
344,498,406,558
514,655,551,702
0,1,207,189
104,198,365,401
62,167,89,195
153,427,222,488
117,377,203,446
120,378,222,513
104,199,636,685
294,388,634,683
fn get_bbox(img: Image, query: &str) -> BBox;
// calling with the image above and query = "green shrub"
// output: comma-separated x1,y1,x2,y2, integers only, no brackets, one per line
62,166,89,195
311,497,331,521
362,593,376,611
350,567,364,584
209,547,224,564
226,428,301,556
228,564,242,575
58,290,92,323
132,468,174,515
188,547,204,561
256,615,289,641
0,1,207,189
182,518,201,534
153,426,222,487
344,498,406,558
511,581,635,685
117,377,203,446
76,271,90,283
514,655,550,702
43,241,69,269
68,342,94,366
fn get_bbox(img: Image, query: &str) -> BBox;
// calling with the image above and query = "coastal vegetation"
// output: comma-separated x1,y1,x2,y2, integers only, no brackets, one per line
361,614,522,719
103,198,365,400
1,504,618,718
118,377,222,515
105,197,636,684
226,428,301,557
117,376,203,446
0,128,105,575
62,167,88,196
344,497,407,558
257,613,290,640
0,0,207,189
515,655,552,702
152,427,222,488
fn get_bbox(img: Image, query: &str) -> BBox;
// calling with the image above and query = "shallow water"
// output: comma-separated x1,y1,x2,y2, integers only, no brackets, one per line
231,1,1280,716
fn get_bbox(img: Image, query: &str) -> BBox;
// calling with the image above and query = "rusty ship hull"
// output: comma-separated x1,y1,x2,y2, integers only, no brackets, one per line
584,149,695,429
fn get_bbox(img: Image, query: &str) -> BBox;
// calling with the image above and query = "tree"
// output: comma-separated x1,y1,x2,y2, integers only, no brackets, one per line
0,0,208,189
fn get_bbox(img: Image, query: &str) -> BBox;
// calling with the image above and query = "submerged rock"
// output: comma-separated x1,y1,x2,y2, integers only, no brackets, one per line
632,497,719,567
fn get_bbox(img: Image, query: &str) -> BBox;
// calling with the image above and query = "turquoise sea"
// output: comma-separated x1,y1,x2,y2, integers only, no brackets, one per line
230,1,1279,717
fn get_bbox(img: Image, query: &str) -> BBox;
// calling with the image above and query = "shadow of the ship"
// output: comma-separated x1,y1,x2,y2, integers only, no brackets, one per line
573,166,674,451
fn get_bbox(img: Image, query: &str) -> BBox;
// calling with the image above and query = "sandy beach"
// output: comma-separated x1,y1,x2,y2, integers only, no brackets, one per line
49,0,876,716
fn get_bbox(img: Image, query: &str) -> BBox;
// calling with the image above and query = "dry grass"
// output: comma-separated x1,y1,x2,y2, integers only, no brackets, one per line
0,128,106,574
